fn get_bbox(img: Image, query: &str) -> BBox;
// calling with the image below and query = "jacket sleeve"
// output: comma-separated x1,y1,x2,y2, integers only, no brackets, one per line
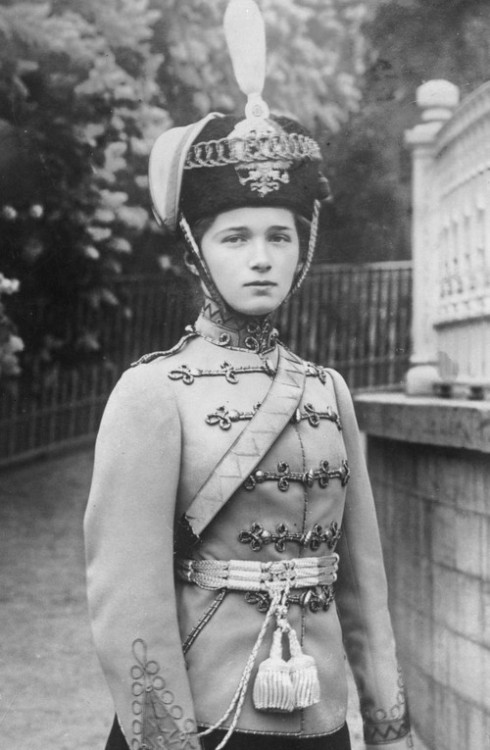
328,369,412,750
84,364,201,750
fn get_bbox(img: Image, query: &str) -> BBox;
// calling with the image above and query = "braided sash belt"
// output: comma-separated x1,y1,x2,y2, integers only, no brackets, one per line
176,554,339,592
177,555,340,746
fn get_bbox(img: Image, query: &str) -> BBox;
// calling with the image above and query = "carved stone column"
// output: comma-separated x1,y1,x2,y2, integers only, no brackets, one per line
404,80,460,395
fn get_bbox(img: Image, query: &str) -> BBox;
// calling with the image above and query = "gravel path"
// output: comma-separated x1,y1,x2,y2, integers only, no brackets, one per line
1,447,427,749
0,449,112,749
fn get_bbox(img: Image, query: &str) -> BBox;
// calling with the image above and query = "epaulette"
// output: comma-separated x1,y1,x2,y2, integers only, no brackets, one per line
131,329,197,367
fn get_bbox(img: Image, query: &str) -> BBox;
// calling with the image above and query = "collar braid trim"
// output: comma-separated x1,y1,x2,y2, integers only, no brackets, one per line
195,304,278,354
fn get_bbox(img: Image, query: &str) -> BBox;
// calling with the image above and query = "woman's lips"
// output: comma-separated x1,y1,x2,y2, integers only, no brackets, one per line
244,281,277,287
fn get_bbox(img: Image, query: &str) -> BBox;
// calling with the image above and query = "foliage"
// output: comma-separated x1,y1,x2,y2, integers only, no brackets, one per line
0,272,23,377
322,0,490,263
366,0,490,93
0,0,373,379
0,0,167,375
153,0,369,132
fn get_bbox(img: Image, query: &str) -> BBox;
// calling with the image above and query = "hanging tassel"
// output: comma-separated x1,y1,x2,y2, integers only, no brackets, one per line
287,628,321,709
253,626,295,713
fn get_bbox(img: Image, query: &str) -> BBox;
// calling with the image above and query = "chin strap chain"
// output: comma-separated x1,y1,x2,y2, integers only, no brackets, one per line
289,198,320,298
179,213,229,317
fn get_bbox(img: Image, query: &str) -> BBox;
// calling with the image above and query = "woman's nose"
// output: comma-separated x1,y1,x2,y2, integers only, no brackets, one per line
249,239,272,270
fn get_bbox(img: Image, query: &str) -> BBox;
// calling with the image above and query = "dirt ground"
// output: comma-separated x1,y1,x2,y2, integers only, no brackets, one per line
0,447,424,749
0,449,112,749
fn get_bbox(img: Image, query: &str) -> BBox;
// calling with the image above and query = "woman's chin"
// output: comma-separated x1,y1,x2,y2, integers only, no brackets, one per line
222,291,289,317
228,301,281,317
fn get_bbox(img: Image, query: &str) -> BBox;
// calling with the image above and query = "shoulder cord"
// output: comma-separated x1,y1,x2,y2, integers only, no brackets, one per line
130,329,198,366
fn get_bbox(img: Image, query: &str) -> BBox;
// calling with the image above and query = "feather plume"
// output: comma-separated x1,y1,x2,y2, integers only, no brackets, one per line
224,0,266,97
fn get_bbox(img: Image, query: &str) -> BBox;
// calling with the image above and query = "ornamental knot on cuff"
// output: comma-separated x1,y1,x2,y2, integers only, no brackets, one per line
361,667,411,746
130,639,198,750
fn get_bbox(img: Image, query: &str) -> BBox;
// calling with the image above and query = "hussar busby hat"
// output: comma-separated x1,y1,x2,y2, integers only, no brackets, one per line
149,0,330,234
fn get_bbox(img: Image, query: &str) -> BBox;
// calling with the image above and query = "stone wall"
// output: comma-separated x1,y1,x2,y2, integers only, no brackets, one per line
355,394,490,750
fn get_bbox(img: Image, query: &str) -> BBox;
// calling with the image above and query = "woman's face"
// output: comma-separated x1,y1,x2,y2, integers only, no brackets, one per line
199,207,300,316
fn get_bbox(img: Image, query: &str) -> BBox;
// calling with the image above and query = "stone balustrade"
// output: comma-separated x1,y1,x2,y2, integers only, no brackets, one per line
355,79,490,750
405,79,490,390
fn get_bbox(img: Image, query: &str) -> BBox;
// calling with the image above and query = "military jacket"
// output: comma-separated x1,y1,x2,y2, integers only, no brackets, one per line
84,311,412,750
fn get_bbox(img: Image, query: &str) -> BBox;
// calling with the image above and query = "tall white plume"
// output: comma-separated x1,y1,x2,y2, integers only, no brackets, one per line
224,0,266,98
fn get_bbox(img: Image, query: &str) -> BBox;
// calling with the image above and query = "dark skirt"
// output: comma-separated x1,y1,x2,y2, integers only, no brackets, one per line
105,716,352,750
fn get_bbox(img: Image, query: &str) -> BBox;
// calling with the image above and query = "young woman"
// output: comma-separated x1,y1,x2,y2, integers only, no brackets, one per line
84,3,412,750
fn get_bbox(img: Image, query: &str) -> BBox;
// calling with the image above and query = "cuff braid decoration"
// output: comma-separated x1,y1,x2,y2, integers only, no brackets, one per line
130,639,199,750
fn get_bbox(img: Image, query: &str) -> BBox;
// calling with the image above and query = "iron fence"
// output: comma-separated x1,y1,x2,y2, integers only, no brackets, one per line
0,262,411,467
278,261,412,389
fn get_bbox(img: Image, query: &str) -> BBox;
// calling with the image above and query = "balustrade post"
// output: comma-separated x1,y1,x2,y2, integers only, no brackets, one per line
404,80,460,395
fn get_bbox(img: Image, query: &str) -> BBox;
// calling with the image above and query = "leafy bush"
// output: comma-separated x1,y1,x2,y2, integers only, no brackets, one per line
0,0,167,374
0,0,370,379
0,273,23,377
322,0,490,263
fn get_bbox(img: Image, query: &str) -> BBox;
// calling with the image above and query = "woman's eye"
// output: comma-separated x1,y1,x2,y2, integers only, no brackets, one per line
270,234,292,244
222,234,246,244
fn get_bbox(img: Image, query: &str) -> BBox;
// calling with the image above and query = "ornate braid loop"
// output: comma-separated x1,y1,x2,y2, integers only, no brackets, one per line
244,459,350,492
290,403,342,430
206,403,261,429
184,133,321,170
205,402,340,431
244,584,335,614
238,521,342,553
305,362,328,383
169,361,275,385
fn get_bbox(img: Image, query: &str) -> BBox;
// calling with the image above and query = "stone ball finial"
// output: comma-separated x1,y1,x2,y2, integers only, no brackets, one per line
416,80,460,122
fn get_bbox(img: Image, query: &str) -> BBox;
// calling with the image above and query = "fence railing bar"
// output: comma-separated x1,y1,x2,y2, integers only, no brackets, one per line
0,262,412,467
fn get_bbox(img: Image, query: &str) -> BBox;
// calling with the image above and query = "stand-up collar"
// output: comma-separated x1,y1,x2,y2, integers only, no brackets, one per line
193,298,278,355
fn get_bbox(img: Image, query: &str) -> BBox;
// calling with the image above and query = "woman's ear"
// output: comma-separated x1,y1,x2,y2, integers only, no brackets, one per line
183,251,200,276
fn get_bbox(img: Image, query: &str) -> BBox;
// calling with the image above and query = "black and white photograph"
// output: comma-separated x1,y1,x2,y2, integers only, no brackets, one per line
0,1,488,748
